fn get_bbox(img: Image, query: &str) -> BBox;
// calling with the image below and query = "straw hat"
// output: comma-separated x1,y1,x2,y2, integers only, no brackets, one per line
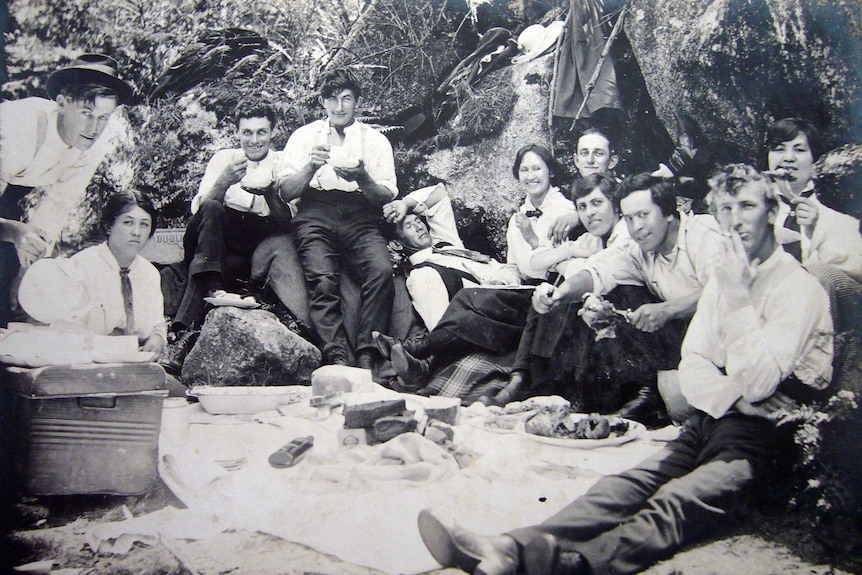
18,258,88,325
46,53,134,104
512,21,565,65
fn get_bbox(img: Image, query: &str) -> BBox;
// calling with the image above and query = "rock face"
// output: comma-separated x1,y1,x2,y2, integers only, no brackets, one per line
425,56,556,258
624,0,862,163
182,307,321,387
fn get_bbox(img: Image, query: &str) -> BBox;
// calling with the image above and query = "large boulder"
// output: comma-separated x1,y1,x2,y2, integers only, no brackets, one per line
624,0,862,163
182,307,322,387
423,55,556,258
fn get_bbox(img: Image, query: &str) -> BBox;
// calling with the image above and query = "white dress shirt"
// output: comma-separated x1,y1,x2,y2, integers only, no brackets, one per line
506,187,576,279
282,119,397,199
191,148,289,217
69,243,166,343
679,247,833,419
404,185,520,329
585,212,723,301
0,97,123,240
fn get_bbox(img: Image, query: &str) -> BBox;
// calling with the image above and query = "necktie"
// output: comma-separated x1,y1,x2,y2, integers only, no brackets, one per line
779,191,812,262
119,268,135,335
432,243,492,263
524,208,543,218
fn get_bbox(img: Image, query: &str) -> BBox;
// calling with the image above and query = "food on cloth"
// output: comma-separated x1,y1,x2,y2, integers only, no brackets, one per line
483,398,569,430
342,399,407,429
525,406,629,440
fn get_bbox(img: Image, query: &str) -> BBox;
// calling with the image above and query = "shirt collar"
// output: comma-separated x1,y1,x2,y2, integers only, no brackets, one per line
408,246,434,265
521,186,560,212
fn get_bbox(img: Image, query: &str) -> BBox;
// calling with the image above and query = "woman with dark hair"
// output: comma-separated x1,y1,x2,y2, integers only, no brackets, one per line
765,117,862,285
505,144,574,281
68,190,166,356
765,119,862,384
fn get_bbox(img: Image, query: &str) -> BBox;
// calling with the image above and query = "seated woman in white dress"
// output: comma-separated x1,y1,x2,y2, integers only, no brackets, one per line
69,190,166,356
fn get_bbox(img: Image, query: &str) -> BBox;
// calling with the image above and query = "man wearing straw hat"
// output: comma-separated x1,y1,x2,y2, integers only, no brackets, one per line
0,53,133,327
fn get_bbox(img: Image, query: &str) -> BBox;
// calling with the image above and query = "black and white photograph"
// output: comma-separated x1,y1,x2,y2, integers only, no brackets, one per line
1,0,860,574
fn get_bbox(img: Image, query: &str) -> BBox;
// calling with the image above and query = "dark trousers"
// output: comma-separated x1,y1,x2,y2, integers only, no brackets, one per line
509,412,776,575
292,190,394,356
174,200,283,329
0,184,33,328
433,287,533,355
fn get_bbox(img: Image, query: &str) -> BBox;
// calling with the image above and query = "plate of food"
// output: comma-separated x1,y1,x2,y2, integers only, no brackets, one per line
520,406,645,449
204,291,260,309
478,396,570,434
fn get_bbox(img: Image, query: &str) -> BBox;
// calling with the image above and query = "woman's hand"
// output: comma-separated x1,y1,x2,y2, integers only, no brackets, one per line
533,282,565,314
792,196,819,236
548,212,580,245
515,214,539,248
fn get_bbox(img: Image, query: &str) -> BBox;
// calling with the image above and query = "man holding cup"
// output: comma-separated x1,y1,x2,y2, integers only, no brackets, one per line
171,96,290,341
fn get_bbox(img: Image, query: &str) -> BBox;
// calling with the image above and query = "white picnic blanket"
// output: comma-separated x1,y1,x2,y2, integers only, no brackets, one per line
148,384,672,574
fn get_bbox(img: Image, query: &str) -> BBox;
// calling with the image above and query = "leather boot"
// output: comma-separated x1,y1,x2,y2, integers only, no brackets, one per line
523,533,591,575
417,509,518,575
613,384,670,429
391,343,432,389
159,329,199,376
491,370,528,406
372,331,398,360
355,349,376,370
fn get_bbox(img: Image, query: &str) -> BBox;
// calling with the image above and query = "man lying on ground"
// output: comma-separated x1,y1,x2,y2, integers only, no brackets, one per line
381,182,520,331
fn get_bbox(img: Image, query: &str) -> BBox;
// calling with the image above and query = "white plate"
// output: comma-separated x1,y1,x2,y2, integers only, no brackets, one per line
204,297,260,309
520,416,646,449
191,385,306,415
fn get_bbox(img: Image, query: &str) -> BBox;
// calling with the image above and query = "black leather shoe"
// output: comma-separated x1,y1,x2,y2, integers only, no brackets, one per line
372,331,399,360
391,343,432,389
492,371,528,406
523,533,590,575
355,349,376,370
417,509,518,575
614,385,670,429
323,346,350,366
159,329,199,376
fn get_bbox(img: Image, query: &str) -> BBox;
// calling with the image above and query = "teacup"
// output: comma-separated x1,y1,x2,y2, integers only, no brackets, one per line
328,146,359,169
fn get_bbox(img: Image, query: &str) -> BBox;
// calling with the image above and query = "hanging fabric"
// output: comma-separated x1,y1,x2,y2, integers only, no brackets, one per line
553,0,623,118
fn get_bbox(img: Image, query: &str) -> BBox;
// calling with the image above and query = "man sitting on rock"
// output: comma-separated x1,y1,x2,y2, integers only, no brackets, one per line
381,182,521,330
275,69,398,369
416,163,834,575
164,96,292,373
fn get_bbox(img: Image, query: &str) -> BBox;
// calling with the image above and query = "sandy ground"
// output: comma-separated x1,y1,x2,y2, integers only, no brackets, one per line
6,478,859,575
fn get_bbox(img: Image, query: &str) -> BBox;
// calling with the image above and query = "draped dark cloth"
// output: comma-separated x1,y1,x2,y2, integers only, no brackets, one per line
518,285,688,413
552,0,623,118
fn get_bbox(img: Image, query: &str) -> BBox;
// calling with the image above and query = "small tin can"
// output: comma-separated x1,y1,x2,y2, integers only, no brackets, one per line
268,435,314,468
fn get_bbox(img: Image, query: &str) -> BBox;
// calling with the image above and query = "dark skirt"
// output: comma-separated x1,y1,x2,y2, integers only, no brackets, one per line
525,285,689,413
